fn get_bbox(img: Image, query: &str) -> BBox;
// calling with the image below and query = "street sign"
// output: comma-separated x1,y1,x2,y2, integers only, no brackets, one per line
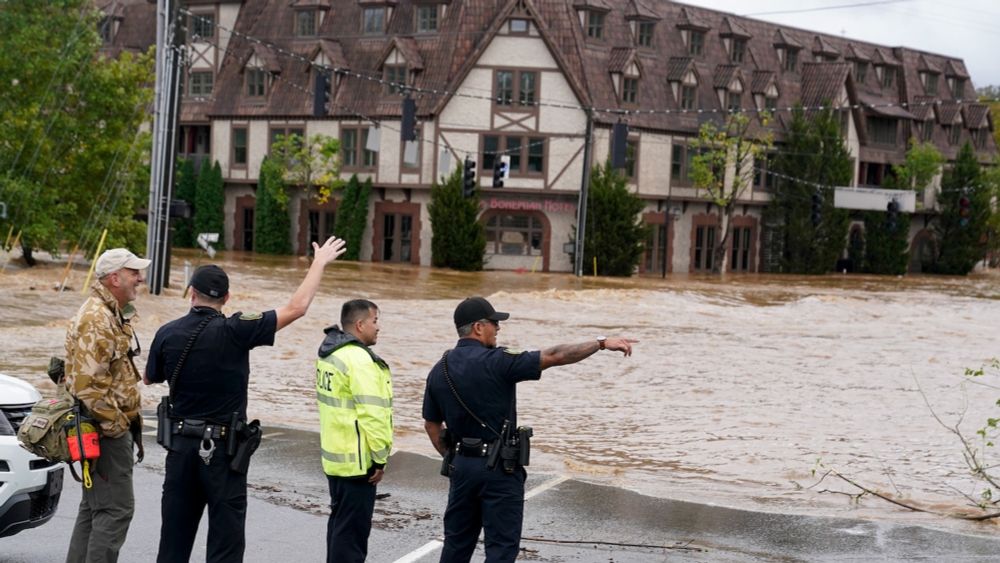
833,187,915,213
197,232,219,258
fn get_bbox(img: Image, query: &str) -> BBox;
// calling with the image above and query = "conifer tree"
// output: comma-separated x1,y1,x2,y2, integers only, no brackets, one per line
428,166,485,271
172,159,197,248
194,159,224,240
254,156,291,254
932,142,988,274
582,162,647,276
334,175,371,260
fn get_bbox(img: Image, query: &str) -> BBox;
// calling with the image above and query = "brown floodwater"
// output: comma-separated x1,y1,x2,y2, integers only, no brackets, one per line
3,248,1000,536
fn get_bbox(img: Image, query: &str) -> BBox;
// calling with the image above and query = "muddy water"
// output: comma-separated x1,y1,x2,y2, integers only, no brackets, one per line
3,249,1000,536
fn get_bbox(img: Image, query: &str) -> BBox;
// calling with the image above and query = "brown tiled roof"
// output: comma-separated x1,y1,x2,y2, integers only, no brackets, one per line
908,95,936,121
917,54,941,73
573,0,612,11
676,7,710,30
608,47,635,73
712,64,742,89
98,0,126,19
845,43,869,61
625,0,659,20
381,37,424,70
871,48,899,66
937,101,961,124
665,57,695,82
944,60,969,78
964,104,990,129
858,91,915,119
772,29,802,48
290,0,331,8
243,43,283,73
812,36,839,57
751,70,775,95
719,17,751,38
800,62,850,108
308,39,349,71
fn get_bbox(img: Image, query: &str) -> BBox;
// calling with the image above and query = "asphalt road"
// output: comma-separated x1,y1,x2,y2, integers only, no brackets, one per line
3,418,1000,562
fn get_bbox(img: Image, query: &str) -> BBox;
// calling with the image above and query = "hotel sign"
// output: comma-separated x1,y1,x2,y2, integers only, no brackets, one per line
484,198,576,214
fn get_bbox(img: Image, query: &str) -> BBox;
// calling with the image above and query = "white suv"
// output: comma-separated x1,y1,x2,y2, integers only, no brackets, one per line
0,373,64,537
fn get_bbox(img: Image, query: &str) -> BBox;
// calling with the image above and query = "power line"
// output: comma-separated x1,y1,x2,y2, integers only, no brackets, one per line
743,0,915,17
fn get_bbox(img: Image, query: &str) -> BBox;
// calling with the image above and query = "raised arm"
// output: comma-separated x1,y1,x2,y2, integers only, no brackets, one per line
539,337,634,370
275,236,347,331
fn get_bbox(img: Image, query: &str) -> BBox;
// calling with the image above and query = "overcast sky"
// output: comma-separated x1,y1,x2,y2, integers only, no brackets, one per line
678,0,1000,89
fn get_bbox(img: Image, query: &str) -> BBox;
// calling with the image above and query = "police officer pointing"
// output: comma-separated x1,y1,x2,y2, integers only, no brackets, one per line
145,236,346,563
422,296,634,563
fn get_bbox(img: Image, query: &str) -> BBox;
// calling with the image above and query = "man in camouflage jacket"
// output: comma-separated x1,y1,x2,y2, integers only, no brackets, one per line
64,248,150,563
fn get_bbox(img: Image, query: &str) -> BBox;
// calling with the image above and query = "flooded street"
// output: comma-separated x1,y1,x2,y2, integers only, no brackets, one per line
3,249,1000,538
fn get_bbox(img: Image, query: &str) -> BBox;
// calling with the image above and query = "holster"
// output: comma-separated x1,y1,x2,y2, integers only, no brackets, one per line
439,428,456,477
156,396,172,451
229,419,261,475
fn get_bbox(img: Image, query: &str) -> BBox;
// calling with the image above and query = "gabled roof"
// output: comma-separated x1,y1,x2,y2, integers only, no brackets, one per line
380,37,424,71
871,48,899,66
290,0,331,8
242,43,282,73
608,47,639,74
845,43,869,61
751,70,776,95
307,39,349,71
917,54,941,74
937,101,962,124
713,64,744,89
625,0,659,20
665,57,696,82
772,29,802,48
800,62,850,107
964,104,990,129
676,7,710,31
573,0,612,11
908,95,936,121
859,91,915,119
944,60,969,78
812,36,839,57
719,17,751,38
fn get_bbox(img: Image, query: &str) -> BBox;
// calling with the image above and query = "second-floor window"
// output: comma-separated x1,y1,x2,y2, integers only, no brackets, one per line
416,5,439,33
688,30,704,56
586,11,604,39
363,7,386,34
782,48,798,72
670,143,696,184
188,71,213,97
622,77,639,105
730,38,746,63
854,61,867,84
295,10,317,37
341,127,377,169
636,21,654,47
246,68,267,98
494,70,537,107
867,117,897,145
191,13,214,39
384,65,406,95
232,127,248,167
881,66,895,88
482,135,544,174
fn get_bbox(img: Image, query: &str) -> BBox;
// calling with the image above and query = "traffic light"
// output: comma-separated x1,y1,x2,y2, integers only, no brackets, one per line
462,158,476,198
400,96,417,142
313,71,330,117
886,199,900,232
492,155,509,188
958,194,971,227
810,191,822,227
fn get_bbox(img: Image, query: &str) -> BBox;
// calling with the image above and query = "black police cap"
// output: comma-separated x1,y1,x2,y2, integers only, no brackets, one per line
189,264,229,298
454,296,509,328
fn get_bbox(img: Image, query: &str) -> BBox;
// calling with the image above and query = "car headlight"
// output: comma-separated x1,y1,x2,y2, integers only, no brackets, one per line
0,410,15,436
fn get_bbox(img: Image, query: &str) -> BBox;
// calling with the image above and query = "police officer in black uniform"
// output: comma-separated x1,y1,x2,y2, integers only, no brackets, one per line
422,296,634,563
144,236,346,563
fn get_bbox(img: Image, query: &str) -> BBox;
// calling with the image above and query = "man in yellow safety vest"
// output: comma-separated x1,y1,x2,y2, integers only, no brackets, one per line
315,299,393,562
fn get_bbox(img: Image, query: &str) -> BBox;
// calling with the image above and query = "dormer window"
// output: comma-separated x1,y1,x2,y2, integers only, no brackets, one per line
877,65,895,89
98,17,115,44
246,68,267,98
363,7,386,34
779,47,799,72
586,11,605,39
296,10,318,37
190,12,215,40
730,38,746,63
509,18,529,34
622,75,639,104
854,61,867,84
416,4,440,33
921,72,939,94
727,90,742,113
688,30,704,56
384,64,406,95
636,21,655,48
948,77,965,99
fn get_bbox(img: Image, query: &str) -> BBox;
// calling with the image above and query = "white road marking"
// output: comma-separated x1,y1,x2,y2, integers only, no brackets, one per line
391,475,570,563
261,432,284,439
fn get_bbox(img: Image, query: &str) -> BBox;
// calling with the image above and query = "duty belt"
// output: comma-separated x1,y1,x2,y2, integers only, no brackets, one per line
456,438,494,457
171,419,228,440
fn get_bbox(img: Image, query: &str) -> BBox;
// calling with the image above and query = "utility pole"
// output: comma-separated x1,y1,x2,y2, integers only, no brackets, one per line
574,109,594,277
145,0,184,294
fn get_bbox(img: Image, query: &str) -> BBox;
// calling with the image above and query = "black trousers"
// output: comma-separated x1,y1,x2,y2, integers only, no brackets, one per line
439,455,525,563
326,475,376,563
157,435,248,563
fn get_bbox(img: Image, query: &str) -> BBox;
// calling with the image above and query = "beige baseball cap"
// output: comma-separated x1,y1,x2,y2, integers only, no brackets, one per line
94,248,152,278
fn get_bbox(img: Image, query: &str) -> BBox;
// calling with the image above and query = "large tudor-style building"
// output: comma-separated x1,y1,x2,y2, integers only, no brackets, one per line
100,0,996,273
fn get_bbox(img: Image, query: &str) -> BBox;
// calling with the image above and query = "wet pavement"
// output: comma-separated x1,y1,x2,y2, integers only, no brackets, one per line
5,416,999,562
